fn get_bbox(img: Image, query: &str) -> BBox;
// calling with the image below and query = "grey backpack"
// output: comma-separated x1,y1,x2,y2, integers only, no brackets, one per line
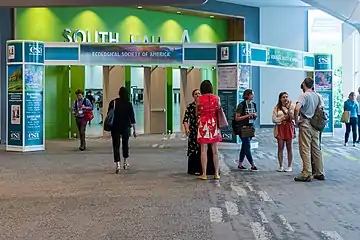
310,95,328,132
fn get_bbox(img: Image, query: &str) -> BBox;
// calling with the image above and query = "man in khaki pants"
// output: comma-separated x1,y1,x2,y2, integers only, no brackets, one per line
294,77,325,182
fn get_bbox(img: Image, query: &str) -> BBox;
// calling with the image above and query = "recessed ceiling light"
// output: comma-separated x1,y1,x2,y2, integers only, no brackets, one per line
137,5,143,9
210,15,214,18
176,11,181,14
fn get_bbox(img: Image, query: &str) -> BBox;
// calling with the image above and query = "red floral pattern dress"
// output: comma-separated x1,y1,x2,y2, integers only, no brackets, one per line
197,94,222,144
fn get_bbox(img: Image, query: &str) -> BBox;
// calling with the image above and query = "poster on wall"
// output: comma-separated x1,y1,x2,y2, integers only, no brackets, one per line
238,65,251,103
218,89,237,143
80,44,183,65
315,71,333,133
218,66,237,89
24,64,44,146
7,64,23,146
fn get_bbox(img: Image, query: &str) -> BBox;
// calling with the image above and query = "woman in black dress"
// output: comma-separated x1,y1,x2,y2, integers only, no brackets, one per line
183,89,215,175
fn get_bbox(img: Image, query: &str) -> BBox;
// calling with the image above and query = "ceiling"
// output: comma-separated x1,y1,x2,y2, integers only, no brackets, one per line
216,0,309,7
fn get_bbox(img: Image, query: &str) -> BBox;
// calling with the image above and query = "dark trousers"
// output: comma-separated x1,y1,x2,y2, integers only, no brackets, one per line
111,128,130,162
239,137,254,165
345,117,358,144
76,118,87,148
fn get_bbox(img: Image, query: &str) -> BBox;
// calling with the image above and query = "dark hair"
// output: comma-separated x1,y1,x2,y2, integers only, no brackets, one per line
200,80,213,94
75,89,84,95
302,77,314,90
242,89,253,100
277,92,288,110
192,88,199,97
349,92,355,98
119,87,129,102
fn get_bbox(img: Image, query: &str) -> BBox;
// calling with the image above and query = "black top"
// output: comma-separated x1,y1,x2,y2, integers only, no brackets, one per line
107,98,136,132
235,101,257,126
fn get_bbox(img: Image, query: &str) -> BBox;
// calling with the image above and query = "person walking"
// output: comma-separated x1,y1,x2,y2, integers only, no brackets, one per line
196,80,221,180
294,77,325,182
272,92,294,172
72,89,93,151
107,87,137,174
343,92,358,146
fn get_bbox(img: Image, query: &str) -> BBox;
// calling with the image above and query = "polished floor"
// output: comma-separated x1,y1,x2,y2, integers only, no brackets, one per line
0,129,359,239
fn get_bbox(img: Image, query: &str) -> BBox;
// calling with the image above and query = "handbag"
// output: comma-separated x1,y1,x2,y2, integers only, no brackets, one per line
273,125,278,138
217,107,228,129
240,126,255,138
104,99,116,132
84,109,94,122
340,111,350,123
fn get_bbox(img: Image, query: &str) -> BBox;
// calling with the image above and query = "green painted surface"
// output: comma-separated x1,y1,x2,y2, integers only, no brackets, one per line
124,66,131,94
166,67,173,133
44,66,69,139
70,66,85,138
15,7,227,43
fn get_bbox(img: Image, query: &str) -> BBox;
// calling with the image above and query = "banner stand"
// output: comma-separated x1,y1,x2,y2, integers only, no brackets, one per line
4,40,332,152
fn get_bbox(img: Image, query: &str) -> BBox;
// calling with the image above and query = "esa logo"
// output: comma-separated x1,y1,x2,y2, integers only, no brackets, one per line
10,132,20,140
29,45,43,56
28,132,40,140
317,57,329,64
242,47,251,57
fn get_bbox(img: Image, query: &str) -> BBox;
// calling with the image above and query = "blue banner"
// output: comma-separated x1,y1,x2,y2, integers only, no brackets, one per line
7,42,23,63
218,89,238,143
24,64,44,146
238,42,251,64
315,70,333,133
267,48,303,69
314,54,332,71
24,42,44,63
217,43,238,64
7,64,23,146
80,44,183,64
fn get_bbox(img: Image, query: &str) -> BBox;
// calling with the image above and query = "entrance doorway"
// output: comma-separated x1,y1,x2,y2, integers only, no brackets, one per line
172,68,181,133
84,65,103,137
130,67,145,134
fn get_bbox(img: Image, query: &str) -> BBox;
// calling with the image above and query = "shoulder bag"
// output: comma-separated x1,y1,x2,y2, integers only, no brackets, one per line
104,99,116,132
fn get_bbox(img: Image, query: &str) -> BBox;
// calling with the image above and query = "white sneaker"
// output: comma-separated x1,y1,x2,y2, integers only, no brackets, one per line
277,167,284,172
115,162,121,174
123,159,130,170
285,167,293,172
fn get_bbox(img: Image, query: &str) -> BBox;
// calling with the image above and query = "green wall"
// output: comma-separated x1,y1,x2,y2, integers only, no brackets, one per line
15,7,227,43
16,7,227,138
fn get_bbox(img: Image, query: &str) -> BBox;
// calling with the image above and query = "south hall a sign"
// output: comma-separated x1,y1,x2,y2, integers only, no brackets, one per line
0,0,207,7
63,29,191,44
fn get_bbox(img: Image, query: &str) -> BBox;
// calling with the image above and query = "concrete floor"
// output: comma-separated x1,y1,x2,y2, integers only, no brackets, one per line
0,129,358,240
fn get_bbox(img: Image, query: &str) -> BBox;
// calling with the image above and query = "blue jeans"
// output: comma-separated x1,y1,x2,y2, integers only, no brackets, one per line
345,117,358,144
239,137,254,166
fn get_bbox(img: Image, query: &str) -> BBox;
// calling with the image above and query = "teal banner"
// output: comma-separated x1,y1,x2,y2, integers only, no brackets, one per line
7,64,23,146
217,43,238,64
238,42,251,64
314,54,332,71
267,48,303,69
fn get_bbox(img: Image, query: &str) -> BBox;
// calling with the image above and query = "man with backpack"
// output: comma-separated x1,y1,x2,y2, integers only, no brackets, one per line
294,77,326,182
72,89,93,151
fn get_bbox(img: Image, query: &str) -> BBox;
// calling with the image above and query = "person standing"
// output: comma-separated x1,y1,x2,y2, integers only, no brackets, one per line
183,89,215,176
272,92,294,172
294,77,325,182
235,89,258,171
108,87,137,174
343,92,358,146
72,89,93,151
196,80,221,180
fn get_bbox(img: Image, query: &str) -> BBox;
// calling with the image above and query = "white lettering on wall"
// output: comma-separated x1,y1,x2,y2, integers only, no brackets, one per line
64,28,190,43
